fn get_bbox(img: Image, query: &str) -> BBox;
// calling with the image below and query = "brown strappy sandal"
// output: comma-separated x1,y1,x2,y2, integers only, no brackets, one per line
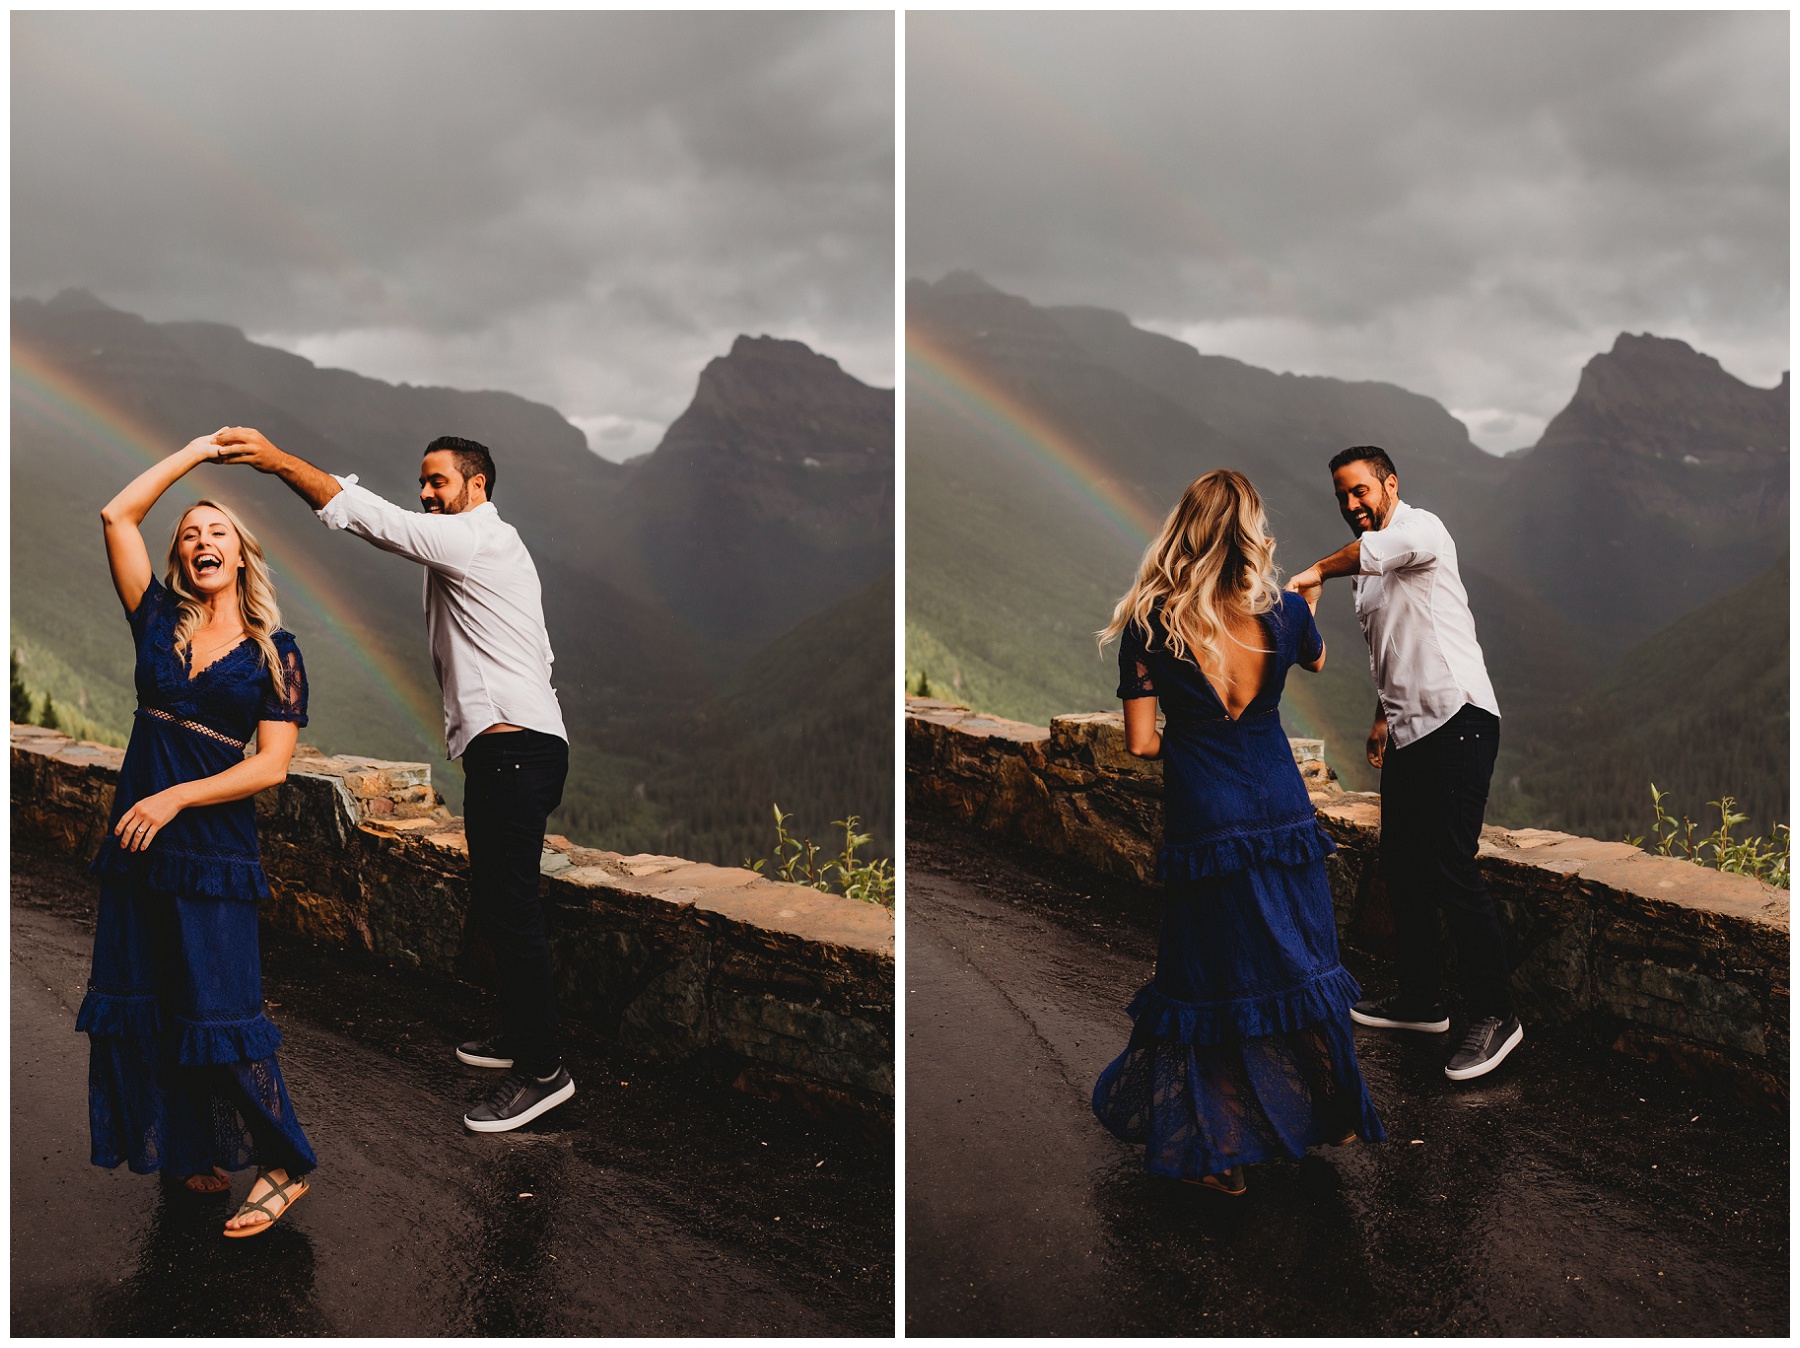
1184,1165,1247,1196
223,1168,309,1238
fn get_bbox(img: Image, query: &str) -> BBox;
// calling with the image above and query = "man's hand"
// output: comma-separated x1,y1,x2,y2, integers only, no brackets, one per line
1366,715,1390,770
211,428,343,510
1286,565,1323,612
212,426,287,473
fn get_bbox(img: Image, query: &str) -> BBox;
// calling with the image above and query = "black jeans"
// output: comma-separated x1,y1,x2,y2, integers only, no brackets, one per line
461,728,569,1077
1379,703,1514,1019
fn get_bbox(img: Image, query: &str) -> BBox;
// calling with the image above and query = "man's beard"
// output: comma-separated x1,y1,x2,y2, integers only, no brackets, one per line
1347,489,1392,536
425,484,472,515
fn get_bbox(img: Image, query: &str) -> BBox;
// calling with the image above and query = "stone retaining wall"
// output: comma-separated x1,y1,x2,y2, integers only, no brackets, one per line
907,697,1788,1106
12,723,894,1115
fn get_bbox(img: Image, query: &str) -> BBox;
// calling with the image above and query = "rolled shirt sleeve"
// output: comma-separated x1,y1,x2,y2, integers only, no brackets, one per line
1358,509,1441,575
316,475,479,576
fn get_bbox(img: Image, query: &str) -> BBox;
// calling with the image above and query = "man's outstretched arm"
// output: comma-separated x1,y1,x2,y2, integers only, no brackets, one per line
216,425,476,573
213,427,342,509
1285,538,1361,598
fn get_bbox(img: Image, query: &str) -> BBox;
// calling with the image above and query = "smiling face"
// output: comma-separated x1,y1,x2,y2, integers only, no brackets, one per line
1332,460,1400,536
419,449,486,515
175,505,245,598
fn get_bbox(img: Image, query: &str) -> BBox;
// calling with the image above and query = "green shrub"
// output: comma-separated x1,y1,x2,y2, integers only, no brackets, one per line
1626,784,1789,890
743,804,895,907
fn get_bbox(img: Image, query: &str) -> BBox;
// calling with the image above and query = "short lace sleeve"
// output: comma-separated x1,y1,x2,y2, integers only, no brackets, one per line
1291,592,1325,667
126,576,171,647
259,633,309,725
1115,617,1157,700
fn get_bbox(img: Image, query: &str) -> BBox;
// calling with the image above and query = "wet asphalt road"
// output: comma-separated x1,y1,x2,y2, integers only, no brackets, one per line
905,814,1788,1337
12,847,892,1337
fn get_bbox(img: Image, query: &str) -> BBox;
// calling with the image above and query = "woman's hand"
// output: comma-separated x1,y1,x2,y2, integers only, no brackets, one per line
185,433,224,462
114,786,188,852
1285,566,1324,612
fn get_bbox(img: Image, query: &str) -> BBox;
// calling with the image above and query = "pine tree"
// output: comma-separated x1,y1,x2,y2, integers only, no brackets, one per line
38,693,60,732
10,652,35,725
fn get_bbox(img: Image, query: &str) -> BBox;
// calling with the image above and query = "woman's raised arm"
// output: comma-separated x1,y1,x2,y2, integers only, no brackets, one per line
99,434,224,612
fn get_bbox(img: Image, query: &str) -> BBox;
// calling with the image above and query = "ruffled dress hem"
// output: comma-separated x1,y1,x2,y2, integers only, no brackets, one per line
77,988,285,1064
1094,1004,1388,1177
1156,815,1337,882
1124,964,1365,1047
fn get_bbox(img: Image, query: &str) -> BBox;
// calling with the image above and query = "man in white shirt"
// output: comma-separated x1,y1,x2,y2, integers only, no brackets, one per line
214,427,577,1132
1287,445,1523,1082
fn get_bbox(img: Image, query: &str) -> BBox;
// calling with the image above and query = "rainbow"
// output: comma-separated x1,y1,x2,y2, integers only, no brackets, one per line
907,323,1342,753
906,323,1163,547
12,343,447,756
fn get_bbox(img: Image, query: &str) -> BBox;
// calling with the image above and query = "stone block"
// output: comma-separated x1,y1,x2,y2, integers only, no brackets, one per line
712,992,894,1097
618,940,713,1061
1595,957,1766,1056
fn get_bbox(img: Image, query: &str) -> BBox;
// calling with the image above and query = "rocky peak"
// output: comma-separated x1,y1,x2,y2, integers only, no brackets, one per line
1535,332,1788,459
43,287,121,315
640,333,892,481
930,269,1006,297
689,334,887,423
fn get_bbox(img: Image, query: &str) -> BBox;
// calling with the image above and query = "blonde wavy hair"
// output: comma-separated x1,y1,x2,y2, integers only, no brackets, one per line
164,499,287,698
1099,469,1284,672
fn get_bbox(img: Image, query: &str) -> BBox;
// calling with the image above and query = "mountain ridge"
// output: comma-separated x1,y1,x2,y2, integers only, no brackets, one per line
905,270,1788,834
12,293,894,862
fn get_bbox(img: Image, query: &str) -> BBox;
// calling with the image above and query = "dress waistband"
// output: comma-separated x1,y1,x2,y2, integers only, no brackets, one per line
136,706,250,750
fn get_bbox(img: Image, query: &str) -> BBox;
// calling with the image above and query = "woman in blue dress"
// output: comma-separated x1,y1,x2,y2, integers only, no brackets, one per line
1092,469,1384,1195
82,432,316,1236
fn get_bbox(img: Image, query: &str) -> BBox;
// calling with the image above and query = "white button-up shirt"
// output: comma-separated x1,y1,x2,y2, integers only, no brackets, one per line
317,475,567,759
1352,498,1500,750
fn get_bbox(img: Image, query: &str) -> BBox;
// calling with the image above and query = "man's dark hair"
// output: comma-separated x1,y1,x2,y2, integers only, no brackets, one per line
426,436,497,499
1328,444,1397,483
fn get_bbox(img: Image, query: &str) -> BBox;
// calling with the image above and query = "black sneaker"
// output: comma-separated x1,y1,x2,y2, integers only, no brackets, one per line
455,1033,514,1069
463,1067,575,1133
1349,993,1451,1033
1445,1015,1524,1081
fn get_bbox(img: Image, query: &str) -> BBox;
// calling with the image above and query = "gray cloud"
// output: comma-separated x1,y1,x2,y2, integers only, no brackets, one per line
908,11,1786,452
15,11,894,460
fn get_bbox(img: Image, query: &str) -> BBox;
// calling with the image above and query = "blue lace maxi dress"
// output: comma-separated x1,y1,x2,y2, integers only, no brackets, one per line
1092,591,1384,1178
77,577,317,1179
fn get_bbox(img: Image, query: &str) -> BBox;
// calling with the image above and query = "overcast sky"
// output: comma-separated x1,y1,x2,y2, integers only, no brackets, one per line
909,11,1787,453
15,11,893,461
